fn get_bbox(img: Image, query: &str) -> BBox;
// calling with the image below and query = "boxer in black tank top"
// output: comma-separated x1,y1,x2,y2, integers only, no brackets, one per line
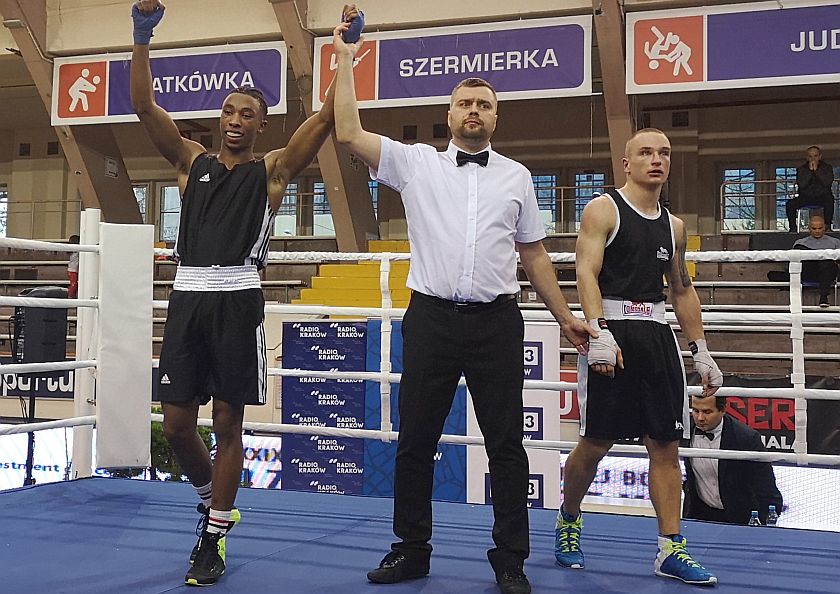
554,129,722,586
130,2,358,586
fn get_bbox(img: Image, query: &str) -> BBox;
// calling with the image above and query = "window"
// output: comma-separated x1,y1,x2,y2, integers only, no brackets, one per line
721,168,756,231
532,175,557,233
274,182,297,236
575,172,607,230
159,184,181,242
0,184,7,237
774,167,796,231
312,181,335,236
132,183,148,224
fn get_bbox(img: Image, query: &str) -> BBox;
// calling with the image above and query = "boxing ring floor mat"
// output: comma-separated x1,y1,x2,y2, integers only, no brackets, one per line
0,477,835,594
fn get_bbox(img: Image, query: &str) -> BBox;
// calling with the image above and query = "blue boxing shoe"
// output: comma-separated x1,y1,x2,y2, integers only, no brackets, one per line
654,534,718,586
554,508,585,569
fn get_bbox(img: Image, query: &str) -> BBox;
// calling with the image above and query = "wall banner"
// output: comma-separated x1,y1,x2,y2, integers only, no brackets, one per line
313,16,592,111
627,1,840,94
51,42,287,125
280,322,367,495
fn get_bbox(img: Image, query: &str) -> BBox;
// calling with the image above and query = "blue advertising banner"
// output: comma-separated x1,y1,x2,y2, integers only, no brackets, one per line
0,361,162,401
627,1,840,94
313,17,592,111
281,321,367,494
0,357,74,398
51,42,287,125
363,320,467,502
281,434,365,494
283,321,367,371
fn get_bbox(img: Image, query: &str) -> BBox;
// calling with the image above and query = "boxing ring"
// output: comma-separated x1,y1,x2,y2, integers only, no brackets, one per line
1,209,840,593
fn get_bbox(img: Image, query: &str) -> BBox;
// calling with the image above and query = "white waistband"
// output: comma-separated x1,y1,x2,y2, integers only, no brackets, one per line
173,265,261,291
602,298,667,323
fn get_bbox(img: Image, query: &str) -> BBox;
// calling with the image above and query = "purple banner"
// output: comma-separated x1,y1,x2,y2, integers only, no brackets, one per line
377,25,585,100
708,5,840,81
108,48,283,116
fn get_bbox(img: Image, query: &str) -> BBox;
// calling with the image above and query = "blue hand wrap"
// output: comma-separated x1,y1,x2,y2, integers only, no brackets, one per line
132,4,164,45
341,10,365,43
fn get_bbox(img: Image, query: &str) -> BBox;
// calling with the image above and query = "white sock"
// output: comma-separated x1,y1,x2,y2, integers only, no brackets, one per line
194,481,212,509
207,508,233,536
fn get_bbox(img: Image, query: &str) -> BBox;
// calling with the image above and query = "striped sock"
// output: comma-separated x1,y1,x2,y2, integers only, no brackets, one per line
194,481,212,509
207,509,233,536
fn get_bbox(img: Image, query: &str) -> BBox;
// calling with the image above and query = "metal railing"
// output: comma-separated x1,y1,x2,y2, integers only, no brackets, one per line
720,178,840,233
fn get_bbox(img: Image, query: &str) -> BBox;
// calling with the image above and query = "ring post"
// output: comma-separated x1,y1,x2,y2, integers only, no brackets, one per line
71,208,100,479
94,222,154,470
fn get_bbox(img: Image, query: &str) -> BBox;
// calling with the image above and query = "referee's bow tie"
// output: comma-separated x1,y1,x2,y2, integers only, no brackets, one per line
456,150,489,167
696,430,715,440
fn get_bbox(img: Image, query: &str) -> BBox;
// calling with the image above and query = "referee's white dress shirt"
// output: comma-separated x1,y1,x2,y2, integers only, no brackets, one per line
371,137,545,303
690,421,724,509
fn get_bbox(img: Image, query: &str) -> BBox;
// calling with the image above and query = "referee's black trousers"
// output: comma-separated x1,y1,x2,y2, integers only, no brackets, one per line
391,293,529,572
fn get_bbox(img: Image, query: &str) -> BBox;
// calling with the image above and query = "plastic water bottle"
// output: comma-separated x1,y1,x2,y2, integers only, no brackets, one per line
766,505,778,527
748,510,762,526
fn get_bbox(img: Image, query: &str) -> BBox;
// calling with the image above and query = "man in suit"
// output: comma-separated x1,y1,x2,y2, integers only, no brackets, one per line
684,394,783,525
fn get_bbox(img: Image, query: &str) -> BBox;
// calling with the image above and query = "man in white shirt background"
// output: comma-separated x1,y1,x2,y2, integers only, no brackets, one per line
683,394,783,526
332,21,594,594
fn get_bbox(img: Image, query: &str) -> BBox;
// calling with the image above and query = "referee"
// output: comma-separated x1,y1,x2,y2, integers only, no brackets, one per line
332,24,594,594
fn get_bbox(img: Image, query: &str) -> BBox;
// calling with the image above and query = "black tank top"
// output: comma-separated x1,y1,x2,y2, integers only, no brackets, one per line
175,154,275,268
598,189,674,303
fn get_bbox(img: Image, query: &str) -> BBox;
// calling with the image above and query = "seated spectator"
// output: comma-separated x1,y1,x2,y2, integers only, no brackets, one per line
786,146,835,231
795,215,840,307
67,234,80,299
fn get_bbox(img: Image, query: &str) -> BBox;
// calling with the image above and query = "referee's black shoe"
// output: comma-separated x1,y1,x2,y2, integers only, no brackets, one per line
496,566,531,594
366,551,429,583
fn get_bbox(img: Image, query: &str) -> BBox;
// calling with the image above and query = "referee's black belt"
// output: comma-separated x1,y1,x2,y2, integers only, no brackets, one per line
412,292,517,313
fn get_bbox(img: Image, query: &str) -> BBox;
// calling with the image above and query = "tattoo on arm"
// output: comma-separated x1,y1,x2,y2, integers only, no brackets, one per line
676,227,692,288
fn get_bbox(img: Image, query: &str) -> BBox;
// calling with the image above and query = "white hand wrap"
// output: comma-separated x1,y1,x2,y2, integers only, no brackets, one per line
586,319,618,367
690,339,723,388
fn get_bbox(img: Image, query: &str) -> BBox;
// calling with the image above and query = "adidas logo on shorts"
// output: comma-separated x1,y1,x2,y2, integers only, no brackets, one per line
199,173,210,182
161,374,171,385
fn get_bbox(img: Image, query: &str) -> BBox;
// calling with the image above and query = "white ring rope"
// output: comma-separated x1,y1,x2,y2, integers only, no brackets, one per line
0,416,95,437
0,237,98,253
152,247,840,264
0,360,96,374
259,303,834,327
0,297,98,309
266,367,839,401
